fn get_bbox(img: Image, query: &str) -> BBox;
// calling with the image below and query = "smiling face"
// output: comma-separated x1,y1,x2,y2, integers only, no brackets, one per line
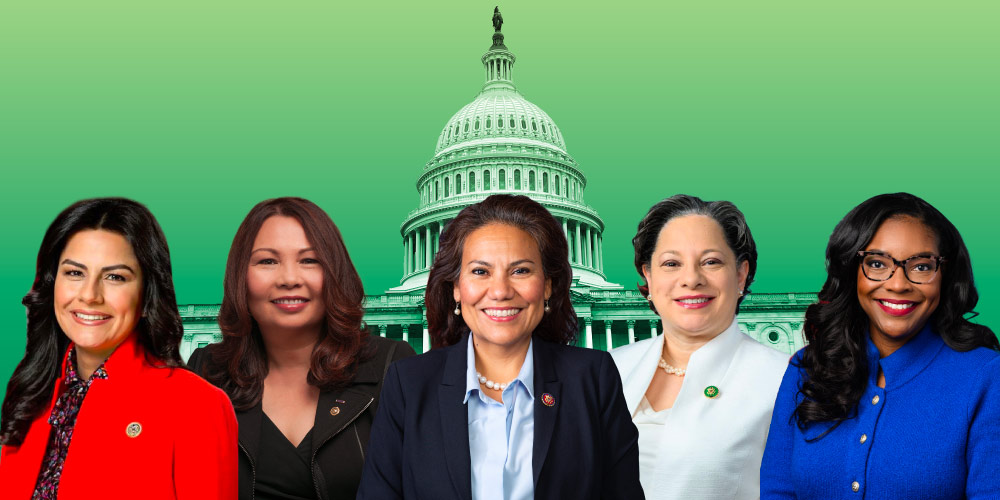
642,215,748,341
453,223,552,352
857,215,942,354
54,229,143,364
247,216,326,336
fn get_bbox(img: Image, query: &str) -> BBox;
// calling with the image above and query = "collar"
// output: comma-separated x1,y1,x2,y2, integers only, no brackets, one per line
622,318,743,415
58,332,146,392
463,334,535,404
865,323,944,389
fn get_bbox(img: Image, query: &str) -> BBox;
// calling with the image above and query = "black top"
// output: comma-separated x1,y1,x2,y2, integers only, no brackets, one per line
255,413,316,500
188,335,417,500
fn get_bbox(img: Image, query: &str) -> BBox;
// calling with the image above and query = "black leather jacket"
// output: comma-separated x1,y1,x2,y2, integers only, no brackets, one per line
188,335,415,500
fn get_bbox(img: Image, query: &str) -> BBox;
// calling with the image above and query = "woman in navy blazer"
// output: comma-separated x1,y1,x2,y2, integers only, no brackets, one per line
358,194,643,500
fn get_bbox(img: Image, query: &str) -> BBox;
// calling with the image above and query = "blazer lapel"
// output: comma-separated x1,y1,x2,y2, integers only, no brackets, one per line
532,340,561,486
622,334,664,415
312,387,375,456
438,337,472,500
236,402,264,464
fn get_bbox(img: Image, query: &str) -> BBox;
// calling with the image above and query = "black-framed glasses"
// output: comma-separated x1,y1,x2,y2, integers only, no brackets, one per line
857,251,945,284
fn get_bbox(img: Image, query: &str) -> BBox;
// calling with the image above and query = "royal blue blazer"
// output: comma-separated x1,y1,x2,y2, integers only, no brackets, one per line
357,334,644,500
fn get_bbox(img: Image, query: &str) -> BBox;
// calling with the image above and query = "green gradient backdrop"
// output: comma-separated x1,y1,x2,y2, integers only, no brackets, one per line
2,0,997,399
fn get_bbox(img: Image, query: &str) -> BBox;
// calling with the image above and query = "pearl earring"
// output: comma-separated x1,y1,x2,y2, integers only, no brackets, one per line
544,299,551,313
454,302,461,315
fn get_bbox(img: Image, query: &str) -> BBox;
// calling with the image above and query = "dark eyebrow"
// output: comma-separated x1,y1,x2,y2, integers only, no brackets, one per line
61,259,86,269
509,259,536,267
865,249,937,259
469,260,492,268
101,264,137,274
60,260,135,274
251,248,315,255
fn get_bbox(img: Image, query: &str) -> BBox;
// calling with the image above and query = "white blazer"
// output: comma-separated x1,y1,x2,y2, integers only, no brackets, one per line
610,319,789,500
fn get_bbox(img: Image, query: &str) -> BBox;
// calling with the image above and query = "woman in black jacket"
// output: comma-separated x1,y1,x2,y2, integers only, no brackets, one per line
189,197,414,500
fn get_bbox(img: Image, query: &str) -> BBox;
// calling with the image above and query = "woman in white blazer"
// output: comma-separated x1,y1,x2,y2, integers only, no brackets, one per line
611,195,789,500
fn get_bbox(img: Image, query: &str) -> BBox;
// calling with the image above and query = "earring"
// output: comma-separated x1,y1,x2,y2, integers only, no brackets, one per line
454,302,461,315
738,290,744,297
544,299,551,313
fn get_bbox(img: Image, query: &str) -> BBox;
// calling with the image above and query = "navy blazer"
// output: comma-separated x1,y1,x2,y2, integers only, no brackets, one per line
357,335,644,499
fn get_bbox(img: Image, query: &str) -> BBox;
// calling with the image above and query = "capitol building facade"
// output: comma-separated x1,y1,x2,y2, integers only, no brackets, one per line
178,13,814,360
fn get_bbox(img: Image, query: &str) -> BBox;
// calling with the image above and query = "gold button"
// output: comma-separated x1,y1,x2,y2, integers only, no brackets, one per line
330,406,340,416
852,481,860,492
860,434,867,444
871,395,879,405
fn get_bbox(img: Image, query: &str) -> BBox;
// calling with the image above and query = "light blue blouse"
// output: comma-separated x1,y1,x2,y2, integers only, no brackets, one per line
463,336,535,500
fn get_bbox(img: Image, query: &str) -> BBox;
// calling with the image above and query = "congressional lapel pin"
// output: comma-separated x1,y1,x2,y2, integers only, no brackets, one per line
541,393,555,407
330,406,341,416
704,385,720,399
125,422,142,438
335,399,346,403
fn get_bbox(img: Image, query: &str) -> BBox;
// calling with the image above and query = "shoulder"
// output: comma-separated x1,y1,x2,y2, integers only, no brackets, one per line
536,340,613,377
152,365,231,405
735,334,792,372
366,335,417,362
388,341,455,381
610,335,657,366
934,345,1000,387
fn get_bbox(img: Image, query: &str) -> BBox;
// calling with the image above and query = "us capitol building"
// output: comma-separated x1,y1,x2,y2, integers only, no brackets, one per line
178,11,815,360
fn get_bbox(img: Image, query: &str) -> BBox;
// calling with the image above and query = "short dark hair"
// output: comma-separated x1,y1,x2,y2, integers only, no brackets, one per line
426,194,577,348
1,198,184,446
795,192,997,430
632,194,757,314
201,197,370,411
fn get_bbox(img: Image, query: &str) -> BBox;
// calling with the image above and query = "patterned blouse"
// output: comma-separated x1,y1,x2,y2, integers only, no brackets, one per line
31,348,109,500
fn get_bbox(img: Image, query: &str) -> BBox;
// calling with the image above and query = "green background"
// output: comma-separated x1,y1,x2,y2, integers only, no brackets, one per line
2,0,997,398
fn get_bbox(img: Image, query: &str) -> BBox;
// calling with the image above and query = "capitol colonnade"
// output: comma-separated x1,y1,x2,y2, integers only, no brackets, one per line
177,11,810,359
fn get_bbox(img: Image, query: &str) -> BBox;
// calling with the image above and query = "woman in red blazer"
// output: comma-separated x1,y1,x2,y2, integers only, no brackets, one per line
0,198,238,499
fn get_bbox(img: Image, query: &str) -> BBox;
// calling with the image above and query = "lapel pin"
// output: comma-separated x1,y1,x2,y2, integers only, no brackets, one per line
541,393,555,406
125,422,142,438
335,399,346,404
704,386,720,399
330,406,341,416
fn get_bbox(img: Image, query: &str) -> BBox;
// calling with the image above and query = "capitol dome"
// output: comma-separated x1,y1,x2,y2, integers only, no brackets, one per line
434,91,567,155
390,9,620,294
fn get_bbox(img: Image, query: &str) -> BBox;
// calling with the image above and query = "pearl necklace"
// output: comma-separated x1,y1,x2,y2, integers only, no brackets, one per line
658,358,686,377
476,371,515,391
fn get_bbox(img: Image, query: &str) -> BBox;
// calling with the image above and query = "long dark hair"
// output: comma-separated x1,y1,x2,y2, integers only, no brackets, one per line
426,194,577,348
201,197,370,411
795,192,997,431
1,198,185,446
632,194,757,314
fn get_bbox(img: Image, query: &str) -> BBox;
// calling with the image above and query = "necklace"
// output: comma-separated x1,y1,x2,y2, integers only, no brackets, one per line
658,358,686,377
476,371,515,391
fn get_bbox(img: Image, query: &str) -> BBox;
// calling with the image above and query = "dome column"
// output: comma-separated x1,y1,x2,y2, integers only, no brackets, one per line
404,234,411,275
415,230,422,271
585,226,592,268
575,222,582,265
425,225,432,269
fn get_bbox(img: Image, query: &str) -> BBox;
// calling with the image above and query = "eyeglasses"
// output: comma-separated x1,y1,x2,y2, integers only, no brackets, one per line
857,251,945,284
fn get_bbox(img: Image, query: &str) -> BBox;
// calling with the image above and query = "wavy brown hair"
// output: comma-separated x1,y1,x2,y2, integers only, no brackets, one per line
2,198,184,446
201,197,370,411
426,194,577,348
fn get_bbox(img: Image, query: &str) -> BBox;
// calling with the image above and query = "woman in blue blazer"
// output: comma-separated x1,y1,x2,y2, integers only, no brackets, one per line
358,194,643,500
760,193,1000,499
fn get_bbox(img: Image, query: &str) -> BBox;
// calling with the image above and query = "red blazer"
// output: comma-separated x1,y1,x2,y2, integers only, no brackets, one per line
0,334,238,499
